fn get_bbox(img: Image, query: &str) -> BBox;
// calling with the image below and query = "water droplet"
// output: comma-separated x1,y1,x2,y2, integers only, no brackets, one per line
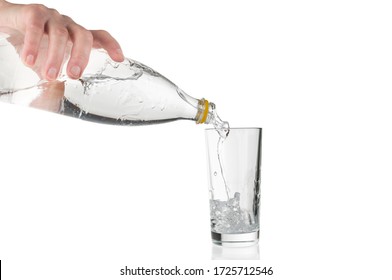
214,171,217,176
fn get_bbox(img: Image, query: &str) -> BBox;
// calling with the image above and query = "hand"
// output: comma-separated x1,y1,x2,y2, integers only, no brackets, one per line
0,1,124,80
30,81,65,112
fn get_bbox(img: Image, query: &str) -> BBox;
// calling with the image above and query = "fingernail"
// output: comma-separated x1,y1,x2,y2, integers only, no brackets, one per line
26,54,35,66
70,65,81,77
116,48,124,57
47,67,58,80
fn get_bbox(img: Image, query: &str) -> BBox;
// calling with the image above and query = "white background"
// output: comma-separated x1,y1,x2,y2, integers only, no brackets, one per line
1,0,392,279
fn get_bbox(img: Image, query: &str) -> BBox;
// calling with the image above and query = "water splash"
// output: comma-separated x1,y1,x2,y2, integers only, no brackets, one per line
208,102,230,138
210,192,259,234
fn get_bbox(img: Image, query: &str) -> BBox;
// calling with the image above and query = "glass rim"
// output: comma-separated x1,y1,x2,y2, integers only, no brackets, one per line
205,127,262,131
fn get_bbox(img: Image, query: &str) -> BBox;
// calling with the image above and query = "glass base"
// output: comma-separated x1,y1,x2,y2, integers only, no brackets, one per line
211,231,259,247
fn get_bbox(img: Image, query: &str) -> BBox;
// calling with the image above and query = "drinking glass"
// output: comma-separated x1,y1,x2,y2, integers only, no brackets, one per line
205,128,262,247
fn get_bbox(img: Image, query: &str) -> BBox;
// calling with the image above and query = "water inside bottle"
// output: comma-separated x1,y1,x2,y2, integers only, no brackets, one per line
62,57,189,125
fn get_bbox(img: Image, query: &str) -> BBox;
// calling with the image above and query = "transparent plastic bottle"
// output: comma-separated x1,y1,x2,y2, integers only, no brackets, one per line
0,28,219,126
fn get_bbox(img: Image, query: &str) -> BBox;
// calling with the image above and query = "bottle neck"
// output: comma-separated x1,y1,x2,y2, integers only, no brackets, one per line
195,98,217,125
196,98,209,124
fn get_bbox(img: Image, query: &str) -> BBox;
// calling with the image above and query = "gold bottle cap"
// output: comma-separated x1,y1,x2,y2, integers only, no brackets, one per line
196,98,209,124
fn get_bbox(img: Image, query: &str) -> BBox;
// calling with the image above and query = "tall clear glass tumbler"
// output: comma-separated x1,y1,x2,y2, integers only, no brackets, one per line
205,128,262,247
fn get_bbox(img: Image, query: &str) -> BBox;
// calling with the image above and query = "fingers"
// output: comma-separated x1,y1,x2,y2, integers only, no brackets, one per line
66,24,93,79
44,21,69,80
91,30,124,62
44,26,124,80
21,5,47,67
18,4,124,80
21,5,69,80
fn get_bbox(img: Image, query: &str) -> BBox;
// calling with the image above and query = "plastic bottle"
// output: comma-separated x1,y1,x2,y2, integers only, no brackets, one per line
0,28,219,126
